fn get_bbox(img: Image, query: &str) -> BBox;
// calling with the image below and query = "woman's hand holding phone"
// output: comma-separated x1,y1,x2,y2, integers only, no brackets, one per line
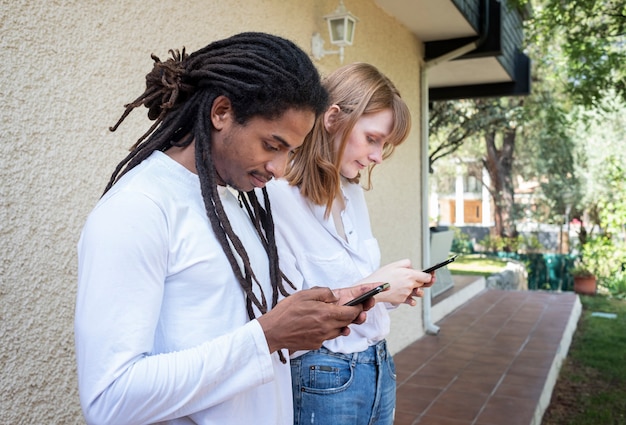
357,259,432,306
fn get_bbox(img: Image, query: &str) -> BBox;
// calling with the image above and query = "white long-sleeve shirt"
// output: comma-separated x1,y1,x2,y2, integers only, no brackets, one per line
264,178,389,355
75,151,292,425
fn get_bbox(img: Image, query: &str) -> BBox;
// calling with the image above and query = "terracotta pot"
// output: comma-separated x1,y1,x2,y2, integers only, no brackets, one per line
573,275,597,295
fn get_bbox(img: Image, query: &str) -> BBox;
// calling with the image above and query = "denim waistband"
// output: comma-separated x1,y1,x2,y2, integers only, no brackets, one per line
314,339,389,365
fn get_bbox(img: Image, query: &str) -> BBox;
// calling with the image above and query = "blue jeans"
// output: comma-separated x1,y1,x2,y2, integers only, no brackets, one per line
291,340,396,425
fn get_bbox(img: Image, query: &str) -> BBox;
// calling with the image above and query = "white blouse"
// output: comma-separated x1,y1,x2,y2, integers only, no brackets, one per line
264,178,390,355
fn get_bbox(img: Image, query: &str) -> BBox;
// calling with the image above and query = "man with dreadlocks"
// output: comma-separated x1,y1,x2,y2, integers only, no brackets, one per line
74,32,379,425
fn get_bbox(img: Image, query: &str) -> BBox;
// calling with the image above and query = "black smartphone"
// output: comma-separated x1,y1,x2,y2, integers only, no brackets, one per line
344,282,390,306
423,255,459,273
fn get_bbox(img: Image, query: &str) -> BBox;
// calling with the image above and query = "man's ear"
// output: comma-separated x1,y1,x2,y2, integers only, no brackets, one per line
323,104,341,132
211,95,233,130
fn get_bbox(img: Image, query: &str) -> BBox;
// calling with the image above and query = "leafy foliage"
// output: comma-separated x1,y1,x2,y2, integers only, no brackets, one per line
429,97,526,238
428,0,626,264
477,233,542,253
517,85,580,224
450,226,475,254
575,156,626,296
524,0,626,107
595,157,626,238
569,260,594,278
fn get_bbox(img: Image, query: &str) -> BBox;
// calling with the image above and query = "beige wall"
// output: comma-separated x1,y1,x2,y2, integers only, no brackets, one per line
0,0,423,422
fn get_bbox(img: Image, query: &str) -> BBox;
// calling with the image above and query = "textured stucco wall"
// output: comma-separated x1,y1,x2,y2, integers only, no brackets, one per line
0,0,423,422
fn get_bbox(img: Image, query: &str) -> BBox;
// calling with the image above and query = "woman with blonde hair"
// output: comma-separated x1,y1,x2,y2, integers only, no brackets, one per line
265,62,433,424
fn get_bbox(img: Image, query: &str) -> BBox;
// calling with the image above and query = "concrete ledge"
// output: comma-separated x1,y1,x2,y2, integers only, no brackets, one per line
532,294,582,425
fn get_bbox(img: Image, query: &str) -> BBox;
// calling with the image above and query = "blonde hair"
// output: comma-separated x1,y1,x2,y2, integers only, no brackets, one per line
285,62,411,216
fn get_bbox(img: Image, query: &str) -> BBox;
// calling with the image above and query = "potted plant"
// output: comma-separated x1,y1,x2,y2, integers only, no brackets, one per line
570,260,597,295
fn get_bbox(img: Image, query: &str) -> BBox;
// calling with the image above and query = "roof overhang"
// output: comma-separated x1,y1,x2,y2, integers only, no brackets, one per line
375,0,531,100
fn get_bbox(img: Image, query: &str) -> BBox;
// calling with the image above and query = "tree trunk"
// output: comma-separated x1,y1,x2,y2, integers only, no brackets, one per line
483,128,517,244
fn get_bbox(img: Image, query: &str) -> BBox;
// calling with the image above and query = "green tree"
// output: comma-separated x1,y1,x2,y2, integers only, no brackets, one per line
515,82,580,225
428,101,487,173
477,97,525,239
573,97,626,240
429,97,525,240
429,0,626,240
580,156,626,295
524,0,626,107
428,82,582,242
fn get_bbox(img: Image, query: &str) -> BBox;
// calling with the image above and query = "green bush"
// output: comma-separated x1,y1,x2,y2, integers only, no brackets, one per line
450,226,474,254
478,234,525,253
521,234,544,253
578,235,626,297
603,272,626,299
580,156,626,297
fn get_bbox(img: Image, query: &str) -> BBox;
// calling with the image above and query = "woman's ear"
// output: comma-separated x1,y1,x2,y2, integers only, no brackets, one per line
210,95,233,130
323,104,341,133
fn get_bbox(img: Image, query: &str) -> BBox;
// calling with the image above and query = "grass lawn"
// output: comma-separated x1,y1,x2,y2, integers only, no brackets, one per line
542,295,626,424
446,253,508,277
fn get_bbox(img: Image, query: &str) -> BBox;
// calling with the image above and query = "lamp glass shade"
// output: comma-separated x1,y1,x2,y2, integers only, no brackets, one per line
345,19,355,44
326,15,356,46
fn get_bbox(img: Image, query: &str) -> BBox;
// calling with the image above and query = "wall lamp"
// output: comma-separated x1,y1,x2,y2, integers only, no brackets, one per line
311,0,358,63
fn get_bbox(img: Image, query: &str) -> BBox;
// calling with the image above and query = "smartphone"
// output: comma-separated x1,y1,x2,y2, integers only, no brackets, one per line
344,282,390,306
423,255,459,273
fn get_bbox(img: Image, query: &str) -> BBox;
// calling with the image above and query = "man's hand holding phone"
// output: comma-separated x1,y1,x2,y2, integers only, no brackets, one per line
258,282,384,354
333,282,387,309
333,282,387,335
343,282,390,306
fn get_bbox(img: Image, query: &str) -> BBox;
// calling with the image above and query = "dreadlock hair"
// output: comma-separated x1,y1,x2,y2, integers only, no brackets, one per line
285,62,411,217
105,33,328,361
